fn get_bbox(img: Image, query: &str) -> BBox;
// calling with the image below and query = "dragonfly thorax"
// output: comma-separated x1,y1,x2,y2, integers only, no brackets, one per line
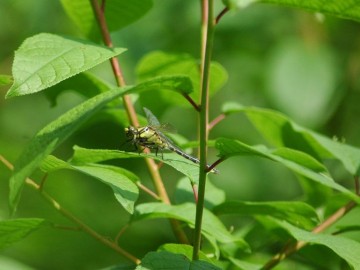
125,125,168,149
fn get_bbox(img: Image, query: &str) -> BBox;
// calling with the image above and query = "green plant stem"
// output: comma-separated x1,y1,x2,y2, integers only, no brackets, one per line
90,0,189,245
0,155,140,264
192,0,215,260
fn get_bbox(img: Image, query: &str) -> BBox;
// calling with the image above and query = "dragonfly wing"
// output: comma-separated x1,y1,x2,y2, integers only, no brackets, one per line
143,107,161,127
143,107,177,133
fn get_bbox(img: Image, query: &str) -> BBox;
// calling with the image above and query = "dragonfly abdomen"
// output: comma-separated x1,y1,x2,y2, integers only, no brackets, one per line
168,145,219,174
168,145,200,164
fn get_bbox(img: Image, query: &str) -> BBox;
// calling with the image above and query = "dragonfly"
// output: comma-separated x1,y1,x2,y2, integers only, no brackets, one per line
124,107,219,174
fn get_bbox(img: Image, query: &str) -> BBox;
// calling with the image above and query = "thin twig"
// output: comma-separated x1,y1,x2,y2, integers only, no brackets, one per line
137,182,161,200
0,155,141,264
192,184,198,203
208,113,226,131
206,157,224,173
39,173,48,191
115,224,130,244
183,93,200,111
215,7,229,25
354,175,359,195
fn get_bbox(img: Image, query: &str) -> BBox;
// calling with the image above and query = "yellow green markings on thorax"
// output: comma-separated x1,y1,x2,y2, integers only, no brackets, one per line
137,127,167,148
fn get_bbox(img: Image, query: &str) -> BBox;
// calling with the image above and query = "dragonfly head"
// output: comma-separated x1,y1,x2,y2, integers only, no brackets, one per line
125,126,138,141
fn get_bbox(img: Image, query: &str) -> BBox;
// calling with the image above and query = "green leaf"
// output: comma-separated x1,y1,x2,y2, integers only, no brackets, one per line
41,155,139,214
221,102,245,115
0,74,12,86
6,33,126,98
214,201,319,230
61,0,153,40
175,177,226,210
270,218,360,270
132,202,249,251
244,107,360,175
158,244,213,263
9,75,192,213
136,51,228,106
0,218,46,250
136,251,221,270
45,72,113,106
71,147,202,184
224,0,360,23
220,105,360,176
215,138,360,203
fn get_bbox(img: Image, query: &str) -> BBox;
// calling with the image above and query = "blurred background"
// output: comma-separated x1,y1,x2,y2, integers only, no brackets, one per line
1,0,360,269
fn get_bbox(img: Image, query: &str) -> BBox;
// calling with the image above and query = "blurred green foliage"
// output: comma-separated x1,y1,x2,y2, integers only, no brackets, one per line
1,0,360,269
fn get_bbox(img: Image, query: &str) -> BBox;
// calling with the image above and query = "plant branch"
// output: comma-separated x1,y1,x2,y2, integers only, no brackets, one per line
193,0,215,260
0,155,140,265
136,182,161,201
208,113,226,131
262,199,358,269
89,0,189,244
215,7,229,25
183,93,200,112
355,175,359,195
206,157,224,173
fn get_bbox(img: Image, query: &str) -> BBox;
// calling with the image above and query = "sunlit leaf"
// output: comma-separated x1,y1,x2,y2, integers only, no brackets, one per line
6,33,126,98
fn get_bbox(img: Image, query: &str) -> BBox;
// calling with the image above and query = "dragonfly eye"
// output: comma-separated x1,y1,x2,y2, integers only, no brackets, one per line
125,126,137,138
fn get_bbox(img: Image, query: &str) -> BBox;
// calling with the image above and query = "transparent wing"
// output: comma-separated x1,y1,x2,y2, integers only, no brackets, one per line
143,107,176,133
143,107,160,127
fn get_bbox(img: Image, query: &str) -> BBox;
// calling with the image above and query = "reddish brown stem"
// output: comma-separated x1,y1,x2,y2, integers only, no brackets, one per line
183,93,200,111
89,0,189,244
208,113,226,131
205,157,224,173
215,7,229,25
